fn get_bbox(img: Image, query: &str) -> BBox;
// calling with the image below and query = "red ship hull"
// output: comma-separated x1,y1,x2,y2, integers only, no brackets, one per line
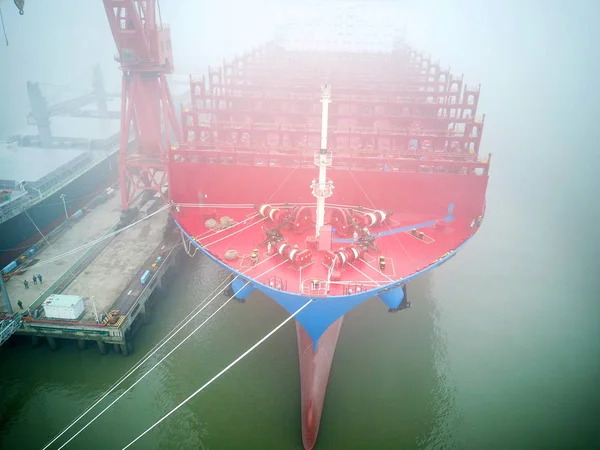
297,317,344,450
170,41,491,448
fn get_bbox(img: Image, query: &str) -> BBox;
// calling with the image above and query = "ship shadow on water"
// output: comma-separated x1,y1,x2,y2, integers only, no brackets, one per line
161,259,461,450
319,273,460,450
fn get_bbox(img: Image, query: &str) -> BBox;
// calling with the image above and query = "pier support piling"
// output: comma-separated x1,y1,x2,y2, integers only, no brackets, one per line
78,339,86,350
120,340,131,356
31,335,40,348
97,340,107,355
47,336,58,351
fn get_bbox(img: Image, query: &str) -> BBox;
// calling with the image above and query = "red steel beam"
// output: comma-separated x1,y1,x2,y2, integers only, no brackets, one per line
103,0,181,210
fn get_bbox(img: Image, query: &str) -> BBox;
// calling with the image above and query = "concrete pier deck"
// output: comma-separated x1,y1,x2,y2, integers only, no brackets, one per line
2,192,122,314
1,187,183,355
59,207,169,322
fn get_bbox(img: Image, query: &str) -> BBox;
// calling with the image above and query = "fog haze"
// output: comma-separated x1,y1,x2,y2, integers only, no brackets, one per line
0,1,599,448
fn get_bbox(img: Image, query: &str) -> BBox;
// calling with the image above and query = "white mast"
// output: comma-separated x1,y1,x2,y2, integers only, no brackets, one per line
312,84,333,238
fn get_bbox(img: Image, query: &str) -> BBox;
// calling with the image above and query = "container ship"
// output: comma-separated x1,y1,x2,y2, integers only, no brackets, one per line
168,25,490,450
6,1,489,447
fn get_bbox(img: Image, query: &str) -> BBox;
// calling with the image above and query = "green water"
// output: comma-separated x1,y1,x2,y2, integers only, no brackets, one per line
1,1,600,448
0,190,598,450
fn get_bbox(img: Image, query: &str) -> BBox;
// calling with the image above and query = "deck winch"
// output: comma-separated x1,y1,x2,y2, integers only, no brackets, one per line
330,208,350,235
258,204,289,223
324,244,364,269
278,243,312,267
358,209,388,227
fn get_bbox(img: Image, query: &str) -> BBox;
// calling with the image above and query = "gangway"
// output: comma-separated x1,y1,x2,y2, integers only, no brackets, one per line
0,314,22,346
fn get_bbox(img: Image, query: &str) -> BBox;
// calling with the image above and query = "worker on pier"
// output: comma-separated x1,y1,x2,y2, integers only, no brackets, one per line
37,274,43,284
17,300,23,310
23,280,29,289
32,275,37,285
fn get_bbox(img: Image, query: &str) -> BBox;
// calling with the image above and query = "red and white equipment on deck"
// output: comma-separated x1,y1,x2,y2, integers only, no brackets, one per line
278,243,312,267
323,244,364,269
357,209,388,227
257,204,290,223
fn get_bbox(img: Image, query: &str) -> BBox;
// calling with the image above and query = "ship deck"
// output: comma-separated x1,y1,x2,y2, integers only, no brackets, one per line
0,115,122,225
177,205,471,296
169,42,489,299
0,143,91,183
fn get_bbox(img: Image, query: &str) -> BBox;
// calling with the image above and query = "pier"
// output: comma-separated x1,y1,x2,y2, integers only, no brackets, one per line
1,187,183,355
0,66,189,354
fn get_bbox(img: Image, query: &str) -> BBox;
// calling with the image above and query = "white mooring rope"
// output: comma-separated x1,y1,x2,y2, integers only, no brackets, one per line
32,204,171,271
42,274,231,450
51,257,284,449
122,297,313,450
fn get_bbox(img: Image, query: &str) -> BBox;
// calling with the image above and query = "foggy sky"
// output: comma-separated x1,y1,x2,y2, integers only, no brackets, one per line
0,0,598,224
0,3,599,445
1,1,598,133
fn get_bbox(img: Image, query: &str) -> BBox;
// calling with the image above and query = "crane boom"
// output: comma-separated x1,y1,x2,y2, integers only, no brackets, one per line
15,0,182,210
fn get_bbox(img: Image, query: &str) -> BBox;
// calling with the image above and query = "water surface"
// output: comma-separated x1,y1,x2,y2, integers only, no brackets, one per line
0,1,599,448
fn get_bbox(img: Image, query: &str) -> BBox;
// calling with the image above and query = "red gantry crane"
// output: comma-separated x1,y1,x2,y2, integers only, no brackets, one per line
14,0,182,211
102,0,181,210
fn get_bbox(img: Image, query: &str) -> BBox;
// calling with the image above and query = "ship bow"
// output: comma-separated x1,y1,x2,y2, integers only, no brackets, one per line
297,317,344,450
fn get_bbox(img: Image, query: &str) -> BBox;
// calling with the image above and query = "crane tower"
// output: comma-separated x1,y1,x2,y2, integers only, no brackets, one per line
102,0,181,210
